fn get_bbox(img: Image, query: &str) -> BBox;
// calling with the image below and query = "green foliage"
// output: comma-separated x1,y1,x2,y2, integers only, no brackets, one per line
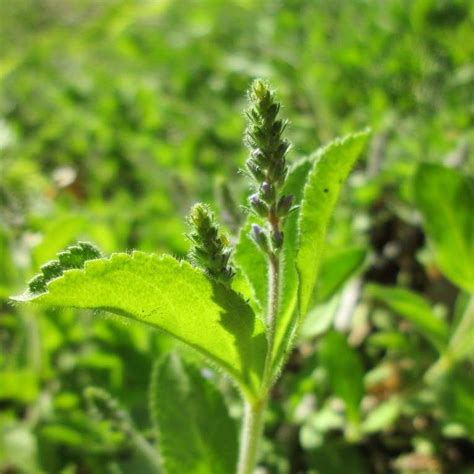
186,203,235,284
319,331,365,428
244,80,292,250
234,219,268,312
2,1,474,472
26,241,102,295
297,131,370,316
14,251,267,399
414,163,474,292
150,354,238,474
366,284,449,351
315,246,367,303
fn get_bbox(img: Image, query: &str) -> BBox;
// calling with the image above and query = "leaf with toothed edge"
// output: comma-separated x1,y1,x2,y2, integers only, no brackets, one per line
297,130,370,317
12,251,267,399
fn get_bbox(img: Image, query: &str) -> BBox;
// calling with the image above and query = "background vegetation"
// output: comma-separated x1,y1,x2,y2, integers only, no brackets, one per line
1,0,473,472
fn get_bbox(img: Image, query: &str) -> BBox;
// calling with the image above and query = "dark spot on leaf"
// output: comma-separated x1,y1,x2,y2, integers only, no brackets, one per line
324,188,329,193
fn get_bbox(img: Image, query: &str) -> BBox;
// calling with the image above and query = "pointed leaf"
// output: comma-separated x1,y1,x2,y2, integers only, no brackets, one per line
366,284,449,352
150,354,238,474
414,163,474,292
13,252,267,398
297,130,370,316
272,158,313,369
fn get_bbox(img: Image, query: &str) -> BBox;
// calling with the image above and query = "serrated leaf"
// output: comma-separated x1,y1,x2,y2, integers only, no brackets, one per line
150,354,238,474
297,130,370,316
366,284,449,352
414,163,474,292
13,252,267,398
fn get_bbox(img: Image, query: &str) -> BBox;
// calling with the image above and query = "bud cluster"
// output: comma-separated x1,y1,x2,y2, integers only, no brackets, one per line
244,79,294,254
186,203,235,284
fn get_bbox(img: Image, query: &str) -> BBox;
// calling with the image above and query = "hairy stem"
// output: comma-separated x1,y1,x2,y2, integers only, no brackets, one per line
237,252,280,473
263,253,280,388
237,398,267,474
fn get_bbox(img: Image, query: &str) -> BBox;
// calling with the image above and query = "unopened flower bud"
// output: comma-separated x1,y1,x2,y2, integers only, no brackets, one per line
251,224,270,253
187,203,235,284
261,182,275,201
272,230,284,249
249,194,268,217
277,194,293,217
252,79,267,100
246,159,265,181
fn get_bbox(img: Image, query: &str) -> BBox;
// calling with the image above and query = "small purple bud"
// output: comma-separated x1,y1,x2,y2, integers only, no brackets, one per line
249,194,268,217
261,182,275,200
277,194,293,217
252,223,262,238
251,224,270,253
272,230,284,249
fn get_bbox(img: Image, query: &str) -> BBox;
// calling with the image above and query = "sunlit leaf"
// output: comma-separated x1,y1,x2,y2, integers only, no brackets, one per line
297,131,370,316
13,251,267,399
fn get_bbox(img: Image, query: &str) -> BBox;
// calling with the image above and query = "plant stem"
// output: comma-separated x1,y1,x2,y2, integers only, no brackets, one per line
262,253,280,388
237,399,267,474
237,252,280,474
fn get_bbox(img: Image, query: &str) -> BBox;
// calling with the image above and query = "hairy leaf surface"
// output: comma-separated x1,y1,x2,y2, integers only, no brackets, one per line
13,252,267,398
297,131,370,316
150,354,238,474
272,158,313,370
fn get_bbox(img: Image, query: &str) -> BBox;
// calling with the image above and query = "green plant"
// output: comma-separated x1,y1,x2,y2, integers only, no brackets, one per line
12,80,369,473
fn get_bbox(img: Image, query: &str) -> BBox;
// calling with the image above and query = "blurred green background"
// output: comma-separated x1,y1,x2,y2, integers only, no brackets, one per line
1,0,473,473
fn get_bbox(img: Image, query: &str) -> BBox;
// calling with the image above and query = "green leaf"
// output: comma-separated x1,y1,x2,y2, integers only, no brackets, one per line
299,292,341,340
361,397,402,434
13,251,267,399
319,330,364,425
433,365,474,438
234,158,314,373
314,246,367,303
233,219,268,312
150,354,238,474
414,163,474,292
305,440,369,474
447,295,474,362
297,130,370,316
366,284,449,352
272,158,313,369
